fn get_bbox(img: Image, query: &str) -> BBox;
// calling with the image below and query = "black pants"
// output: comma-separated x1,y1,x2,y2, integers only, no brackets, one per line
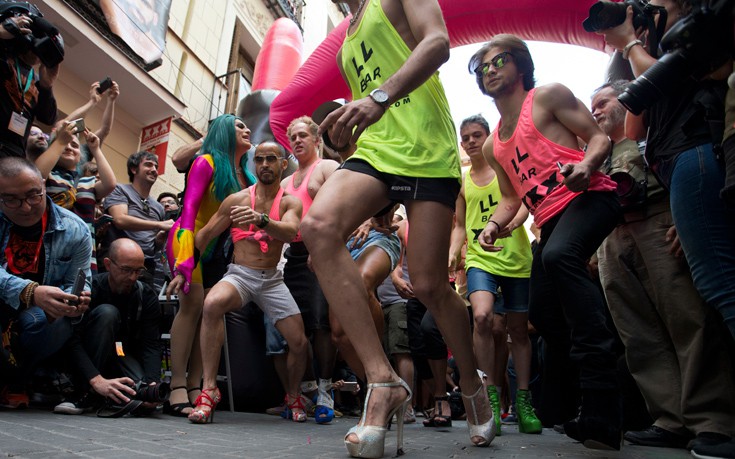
528,191,621,391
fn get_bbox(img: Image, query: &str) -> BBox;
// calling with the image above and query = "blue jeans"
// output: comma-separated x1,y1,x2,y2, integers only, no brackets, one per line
17,306,73,370
661,143,735,338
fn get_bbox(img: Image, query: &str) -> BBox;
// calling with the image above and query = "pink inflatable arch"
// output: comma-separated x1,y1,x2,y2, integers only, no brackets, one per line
270,0,608,150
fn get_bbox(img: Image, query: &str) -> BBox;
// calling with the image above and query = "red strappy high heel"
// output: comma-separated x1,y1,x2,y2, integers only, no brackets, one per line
188,387,221,424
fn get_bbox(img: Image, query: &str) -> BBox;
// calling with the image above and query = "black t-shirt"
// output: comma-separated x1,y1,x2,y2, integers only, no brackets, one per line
645,79,727,164
6,220,45,284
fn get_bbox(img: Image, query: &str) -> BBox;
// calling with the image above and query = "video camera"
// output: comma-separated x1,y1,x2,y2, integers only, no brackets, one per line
583,0,668,54
0,2,64,68
617,0,733,115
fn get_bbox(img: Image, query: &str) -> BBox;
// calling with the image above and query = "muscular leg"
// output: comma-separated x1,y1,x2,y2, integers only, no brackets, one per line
200,282,243,390
302,170,405,439
404,200,490,443
274,314,309,399
331,245,392,380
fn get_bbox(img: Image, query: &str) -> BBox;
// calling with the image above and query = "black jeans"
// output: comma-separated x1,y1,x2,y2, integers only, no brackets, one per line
528,191,621,391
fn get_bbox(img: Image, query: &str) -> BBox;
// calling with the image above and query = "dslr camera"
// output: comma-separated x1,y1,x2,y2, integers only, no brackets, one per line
617,0,733,115
0,2,64,68
605,143,649,210
132,381,170,403
583,0,665,34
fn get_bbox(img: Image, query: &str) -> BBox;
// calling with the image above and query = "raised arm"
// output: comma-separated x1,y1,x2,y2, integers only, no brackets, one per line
95,81,119,143
85,130,116,198
34,121,74,179
59,82,102,125
266,195,302,242
172,138,203,173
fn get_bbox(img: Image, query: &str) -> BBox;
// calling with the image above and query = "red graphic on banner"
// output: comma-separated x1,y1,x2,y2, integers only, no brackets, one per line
140,117,172,174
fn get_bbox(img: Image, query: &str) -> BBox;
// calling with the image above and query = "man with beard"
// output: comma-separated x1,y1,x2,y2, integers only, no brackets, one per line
188,142,308,424
25,125,49,161
470,34,622,450
103,151,174,287
592,81,735,450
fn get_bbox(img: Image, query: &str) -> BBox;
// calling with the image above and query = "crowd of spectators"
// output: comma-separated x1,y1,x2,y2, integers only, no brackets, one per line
1,1,734,459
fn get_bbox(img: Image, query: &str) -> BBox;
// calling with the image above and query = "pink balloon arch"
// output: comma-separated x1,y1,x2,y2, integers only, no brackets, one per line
267,0,607,151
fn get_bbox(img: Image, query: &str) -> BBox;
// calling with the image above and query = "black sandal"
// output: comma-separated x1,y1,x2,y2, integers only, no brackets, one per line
162,386,192,417
423,396,452,427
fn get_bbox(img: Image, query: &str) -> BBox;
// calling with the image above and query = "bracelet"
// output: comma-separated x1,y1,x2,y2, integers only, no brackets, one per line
20,281,39,308
622,39,643,60
488,220,501,233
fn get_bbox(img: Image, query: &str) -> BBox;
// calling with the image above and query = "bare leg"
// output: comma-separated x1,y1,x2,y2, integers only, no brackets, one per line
302,171,407,441
506,312,532,390
427,357,451,420
274,314,309,398
404,200,490,444
470,290,497,386
169,283,204,412
200,282,242,390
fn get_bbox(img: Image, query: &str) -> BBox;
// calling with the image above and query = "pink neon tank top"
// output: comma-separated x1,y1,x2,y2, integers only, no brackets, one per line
493,89,616,227
284,159,320,242
231,185,284,253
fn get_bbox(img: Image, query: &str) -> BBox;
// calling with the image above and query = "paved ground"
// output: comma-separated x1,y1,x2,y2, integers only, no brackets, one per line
0,408,692,459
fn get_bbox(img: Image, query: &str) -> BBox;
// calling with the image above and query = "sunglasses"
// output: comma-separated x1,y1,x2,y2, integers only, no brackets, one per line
474,52,514,77
141,198,150,214
253,155,280,164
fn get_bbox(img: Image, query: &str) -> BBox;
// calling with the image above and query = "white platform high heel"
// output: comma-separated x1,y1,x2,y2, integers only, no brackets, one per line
462,383,496,447
344,379,412,458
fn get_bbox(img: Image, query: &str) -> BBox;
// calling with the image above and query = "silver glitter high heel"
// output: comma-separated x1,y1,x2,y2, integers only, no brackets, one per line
462,383,495,447
344,379,412,458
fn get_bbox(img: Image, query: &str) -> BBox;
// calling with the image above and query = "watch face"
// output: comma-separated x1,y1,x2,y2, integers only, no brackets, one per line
371,89,389,105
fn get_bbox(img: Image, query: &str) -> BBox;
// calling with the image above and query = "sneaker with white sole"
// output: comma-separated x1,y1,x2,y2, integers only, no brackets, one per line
53,392,98,415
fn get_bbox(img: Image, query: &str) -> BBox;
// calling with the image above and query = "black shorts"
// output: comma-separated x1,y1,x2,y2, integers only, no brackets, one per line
339,158,460,212
202,231,231,289
283,242,330,331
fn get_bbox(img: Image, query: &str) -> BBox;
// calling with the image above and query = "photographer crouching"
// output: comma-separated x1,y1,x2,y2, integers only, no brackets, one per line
593,0,735,456
0,2,63,158
54,238,166,416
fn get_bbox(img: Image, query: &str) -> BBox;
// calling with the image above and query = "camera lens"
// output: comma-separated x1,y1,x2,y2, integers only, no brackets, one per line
135,381,170,403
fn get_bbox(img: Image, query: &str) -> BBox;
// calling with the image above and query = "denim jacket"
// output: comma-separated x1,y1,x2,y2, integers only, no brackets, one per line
0,198,92,310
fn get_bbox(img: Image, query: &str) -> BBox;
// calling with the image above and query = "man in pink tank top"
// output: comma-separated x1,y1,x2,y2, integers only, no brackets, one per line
468,34,623,450
265,116,341,423
187,142,308,424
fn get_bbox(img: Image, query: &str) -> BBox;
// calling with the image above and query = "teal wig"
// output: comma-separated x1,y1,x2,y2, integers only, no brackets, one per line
201,114,256,202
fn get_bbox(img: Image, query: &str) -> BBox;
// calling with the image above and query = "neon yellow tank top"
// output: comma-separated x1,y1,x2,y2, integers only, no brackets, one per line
464,169,532,278
340,0,460,180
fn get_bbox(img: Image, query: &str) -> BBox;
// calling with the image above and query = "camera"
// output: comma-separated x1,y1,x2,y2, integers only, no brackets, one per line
617,0,732,115
133,381,170,403
0,2,64,68
605,144,649,210
583,0,663,33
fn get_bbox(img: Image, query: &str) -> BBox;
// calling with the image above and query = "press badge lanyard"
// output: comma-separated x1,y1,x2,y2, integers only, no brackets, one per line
15,58,34,108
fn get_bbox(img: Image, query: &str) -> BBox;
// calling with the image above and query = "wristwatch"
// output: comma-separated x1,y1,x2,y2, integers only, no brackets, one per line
369,89,391,109
256,213,270,228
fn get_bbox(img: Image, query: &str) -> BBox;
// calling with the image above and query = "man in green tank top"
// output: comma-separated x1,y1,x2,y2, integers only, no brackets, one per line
301,1,494,456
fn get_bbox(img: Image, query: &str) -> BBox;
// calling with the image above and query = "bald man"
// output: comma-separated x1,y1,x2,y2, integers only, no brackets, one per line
55,238,162,415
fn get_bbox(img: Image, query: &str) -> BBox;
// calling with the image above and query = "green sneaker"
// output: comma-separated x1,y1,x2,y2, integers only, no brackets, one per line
516,389,542,434
487,385,502,436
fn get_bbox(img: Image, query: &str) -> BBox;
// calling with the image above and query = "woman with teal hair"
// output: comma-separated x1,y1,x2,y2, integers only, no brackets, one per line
164,114,255,416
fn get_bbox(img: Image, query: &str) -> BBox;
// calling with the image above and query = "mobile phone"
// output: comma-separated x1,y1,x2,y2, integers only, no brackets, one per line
70,117,85,134
97,76,113,94
68,268,86,306
340,381,359,392
93,214,114,230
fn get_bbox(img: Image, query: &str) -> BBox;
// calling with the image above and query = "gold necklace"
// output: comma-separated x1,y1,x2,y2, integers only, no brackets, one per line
350,0,367,26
